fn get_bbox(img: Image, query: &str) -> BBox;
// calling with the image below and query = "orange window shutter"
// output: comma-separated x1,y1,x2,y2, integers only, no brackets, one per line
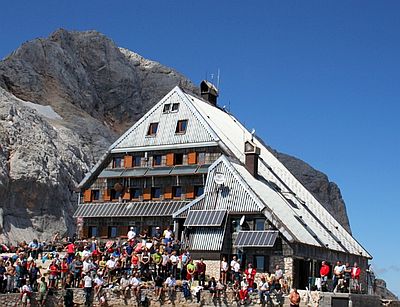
83,189,92,203
124,155,133,168
143,187,151,200
166,153,174,166
188,152,197,164
164,186,172,199
122,190,131,200
103,189,111,201
186,186,195,199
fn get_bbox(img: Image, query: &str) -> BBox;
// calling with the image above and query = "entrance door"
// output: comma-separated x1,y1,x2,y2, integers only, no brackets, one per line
293,258,312,289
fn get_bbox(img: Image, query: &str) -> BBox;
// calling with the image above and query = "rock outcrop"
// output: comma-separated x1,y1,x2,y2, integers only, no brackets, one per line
0,29,351,242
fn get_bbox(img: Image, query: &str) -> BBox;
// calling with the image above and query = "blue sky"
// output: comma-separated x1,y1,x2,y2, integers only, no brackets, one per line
1,0,399,296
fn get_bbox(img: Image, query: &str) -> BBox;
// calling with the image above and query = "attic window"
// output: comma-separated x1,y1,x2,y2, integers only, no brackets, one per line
163,104,171,113
147,122,159,136
113,157,123,168
171,103,180,112
175,120,188,134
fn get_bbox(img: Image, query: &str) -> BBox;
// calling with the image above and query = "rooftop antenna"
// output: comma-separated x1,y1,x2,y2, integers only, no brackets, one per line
251,128,256,142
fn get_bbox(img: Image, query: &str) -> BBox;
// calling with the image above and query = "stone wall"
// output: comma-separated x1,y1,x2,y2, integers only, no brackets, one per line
1,288,394,307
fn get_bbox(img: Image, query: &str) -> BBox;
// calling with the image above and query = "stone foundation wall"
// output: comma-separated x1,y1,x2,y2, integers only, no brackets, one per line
0,288,393,307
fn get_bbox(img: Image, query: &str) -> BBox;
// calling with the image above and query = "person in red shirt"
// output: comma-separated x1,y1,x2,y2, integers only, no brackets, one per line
196,258,206,287
239,285,248,305
244,263,256,290
60,257,69,288
65,242,75,264
320,261,330,292
48,260,59,289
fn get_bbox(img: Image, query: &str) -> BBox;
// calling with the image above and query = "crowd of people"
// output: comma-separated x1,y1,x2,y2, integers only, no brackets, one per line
319,260,361,293
0,227,362,307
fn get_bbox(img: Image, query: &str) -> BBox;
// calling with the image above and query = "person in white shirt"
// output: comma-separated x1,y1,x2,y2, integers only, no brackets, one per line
119,273,130,298
233,259,241,282
127,227,136,241
220,256,229,285
83,273,93,306
164,274,176,299
333,261,346,291
93,274,105,298
130,272,142,299
230,255,238,282
106,256,116,283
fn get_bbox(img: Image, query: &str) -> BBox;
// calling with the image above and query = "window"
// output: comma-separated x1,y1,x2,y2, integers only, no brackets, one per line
133,156,141,167
88,226,98,237
255,219,265,230
151,187,161,199
153,155,162,166
171,103,179,112
147,122,159,136
91,190,100,201
172,186,182,198
174,153,183,165
111,189,122,200
113,157,123,168
109,226,118,238
254,255,269,272
194,185,204,197
175,120,188,134
131,188,142,199
163,104,171,113
197,152,206,165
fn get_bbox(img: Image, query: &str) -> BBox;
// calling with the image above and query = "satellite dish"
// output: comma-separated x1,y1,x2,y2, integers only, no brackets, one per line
214,173,226,185
240,215,245,226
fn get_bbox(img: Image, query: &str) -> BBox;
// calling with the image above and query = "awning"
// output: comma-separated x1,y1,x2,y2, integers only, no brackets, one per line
187,227,225,251
234,230,279,247
121,168,148,177
145,167,173,176
170,165,198,175
184,210,226,227
98,169,124,178
73,201,189,218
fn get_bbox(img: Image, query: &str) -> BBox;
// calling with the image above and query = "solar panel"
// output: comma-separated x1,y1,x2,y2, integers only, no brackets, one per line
145,167,173,176
184,210,226,227
121,168,148,177
234,231,279,247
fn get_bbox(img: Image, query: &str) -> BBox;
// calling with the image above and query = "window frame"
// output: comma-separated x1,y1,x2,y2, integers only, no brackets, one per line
171,103,180,112
175,119,188,134
112,157,123,168
153,155,162,166
163,103,171,113
174,153,184,165
147,122,159,136
133,156,142,167
194,185,204,197
91,189,100,201
151,187,162,199
131,188,142,200
254,218,265,231
172,186,182,199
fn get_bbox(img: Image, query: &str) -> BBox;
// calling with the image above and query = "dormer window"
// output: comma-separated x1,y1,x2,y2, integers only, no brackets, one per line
171,103,180,112
163,104,171,113
147,122,159,136
133,156,142,167
175,120,188,134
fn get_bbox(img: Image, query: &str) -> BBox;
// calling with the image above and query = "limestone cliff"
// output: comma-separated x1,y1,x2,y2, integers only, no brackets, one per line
0,29,351,242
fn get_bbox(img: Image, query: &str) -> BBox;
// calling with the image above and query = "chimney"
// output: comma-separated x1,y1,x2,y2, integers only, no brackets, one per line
244,141,260,178
200,80,219,106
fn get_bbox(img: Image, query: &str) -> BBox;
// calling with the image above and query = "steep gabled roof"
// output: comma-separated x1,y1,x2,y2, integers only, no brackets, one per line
111,86,220,152
79,86,222,188
183,92,371,258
